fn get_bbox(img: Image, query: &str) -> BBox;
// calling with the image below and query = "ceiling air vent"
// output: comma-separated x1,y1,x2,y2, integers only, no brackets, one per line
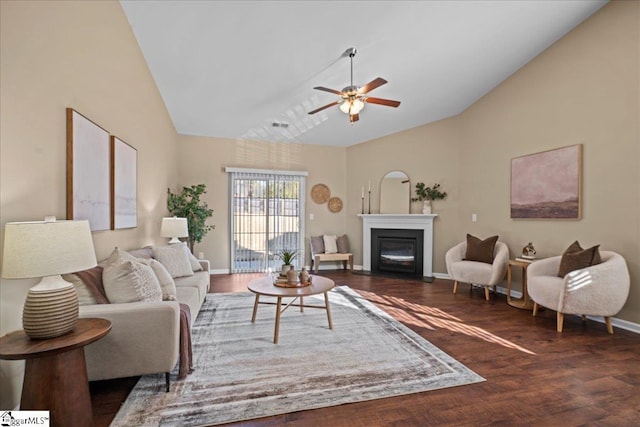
272,122,289,128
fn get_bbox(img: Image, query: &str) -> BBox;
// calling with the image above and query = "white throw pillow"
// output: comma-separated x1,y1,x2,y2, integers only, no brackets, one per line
139,258,177,301
323,235,338,254
153,244,195,279
182,243,203,272
102,248,163,303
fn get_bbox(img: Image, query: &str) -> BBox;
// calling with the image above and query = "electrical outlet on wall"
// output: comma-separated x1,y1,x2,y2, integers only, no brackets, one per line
198,252,204,259
472,213,477,222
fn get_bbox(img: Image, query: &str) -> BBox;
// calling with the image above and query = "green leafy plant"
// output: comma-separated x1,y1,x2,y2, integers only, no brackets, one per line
276,249,297,265
411,182,448,202
167,184,214,253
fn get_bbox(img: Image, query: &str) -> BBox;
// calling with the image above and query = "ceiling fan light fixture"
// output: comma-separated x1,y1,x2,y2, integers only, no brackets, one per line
339,98,364,115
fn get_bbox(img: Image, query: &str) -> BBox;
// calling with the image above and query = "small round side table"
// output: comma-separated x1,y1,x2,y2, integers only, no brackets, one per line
0,318,111,427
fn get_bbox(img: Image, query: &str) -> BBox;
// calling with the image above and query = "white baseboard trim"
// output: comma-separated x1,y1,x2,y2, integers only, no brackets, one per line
433,272,450,280
210,268,230,275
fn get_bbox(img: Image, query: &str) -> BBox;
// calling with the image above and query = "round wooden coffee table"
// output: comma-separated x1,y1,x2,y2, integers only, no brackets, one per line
248,275,335,344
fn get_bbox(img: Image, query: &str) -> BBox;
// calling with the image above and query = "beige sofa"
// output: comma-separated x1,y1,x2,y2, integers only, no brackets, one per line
78,247,210,389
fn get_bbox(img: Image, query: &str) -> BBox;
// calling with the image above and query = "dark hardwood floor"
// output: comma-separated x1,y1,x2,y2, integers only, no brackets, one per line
91,271,640,426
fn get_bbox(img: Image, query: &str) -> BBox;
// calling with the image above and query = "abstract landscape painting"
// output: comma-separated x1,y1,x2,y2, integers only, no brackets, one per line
511,144,582,219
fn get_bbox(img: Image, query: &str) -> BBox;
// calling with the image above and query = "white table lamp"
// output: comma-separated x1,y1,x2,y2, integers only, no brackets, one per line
161,217,188,244
2,218,97,339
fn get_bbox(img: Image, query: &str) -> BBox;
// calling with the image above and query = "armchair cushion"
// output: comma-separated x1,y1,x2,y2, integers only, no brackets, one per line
557,241,601,277
464,234,499,264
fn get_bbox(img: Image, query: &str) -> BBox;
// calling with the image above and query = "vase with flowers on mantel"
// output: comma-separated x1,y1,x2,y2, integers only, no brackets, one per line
412,182,447,215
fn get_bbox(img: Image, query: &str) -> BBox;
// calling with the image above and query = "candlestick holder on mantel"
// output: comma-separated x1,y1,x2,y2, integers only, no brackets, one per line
368,190,371,214
361,196,365,214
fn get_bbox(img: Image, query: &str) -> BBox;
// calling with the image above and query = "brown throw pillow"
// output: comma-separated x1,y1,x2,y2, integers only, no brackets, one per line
464,234,499,264
557,241,601,277
336,235,350,254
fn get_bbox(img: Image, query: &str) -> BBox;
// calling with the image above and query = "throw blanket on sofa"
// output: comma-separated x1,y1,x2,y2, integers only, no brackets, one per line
75,266,193,379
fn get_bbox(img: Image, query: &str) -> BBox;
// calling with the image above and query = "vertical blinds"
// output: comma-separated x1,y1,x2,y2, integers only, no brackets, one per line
226,168,306,273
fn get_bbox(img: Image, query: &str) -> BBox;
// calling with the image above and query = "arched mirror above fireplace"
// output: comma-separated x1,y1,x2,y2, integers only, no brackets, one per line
379,170,410,214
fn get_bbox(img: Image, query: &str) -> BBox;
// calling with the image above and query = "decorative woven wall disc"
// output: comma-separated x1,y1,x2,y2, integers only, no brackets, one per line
328,197,343,213
311,184,331,204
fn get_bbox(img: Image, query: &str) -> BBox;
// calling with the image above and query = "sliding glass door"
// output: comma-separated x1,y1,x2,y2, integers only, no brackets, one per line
227,168,306,273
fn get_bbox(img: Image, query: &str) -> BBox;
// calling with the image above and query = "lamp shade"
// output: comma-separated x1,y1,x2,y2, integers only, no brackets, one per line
2,219,97,279
161,217,188,239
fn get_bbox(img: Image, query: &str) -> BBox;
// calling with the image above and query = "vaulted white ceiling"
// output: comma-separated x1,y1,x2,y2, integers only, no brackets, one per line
120,1,606,147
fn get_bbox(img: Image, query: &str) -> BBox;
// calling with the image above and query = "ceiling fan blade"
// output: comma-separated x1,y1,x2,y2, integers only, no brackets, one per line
349,113,359,123
359,77,387,94
365,97,401,108
313,86,343,95
308,100,341,115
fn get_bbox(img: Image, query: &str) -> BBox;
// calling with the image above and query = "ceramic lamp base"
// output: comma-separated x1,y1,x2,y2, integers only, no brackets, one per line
22,275,79,339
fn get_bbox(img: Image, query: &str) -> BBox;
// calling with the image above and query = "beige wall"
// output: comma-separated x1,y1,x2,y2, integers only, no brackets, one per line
0,1,178,409
458,0,639,323
346,1,639,324
177,136,348,271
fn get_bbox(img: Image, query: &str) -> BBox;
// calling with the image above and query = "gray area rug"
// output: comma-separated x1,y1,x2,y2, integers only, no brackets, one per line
111,286,484,426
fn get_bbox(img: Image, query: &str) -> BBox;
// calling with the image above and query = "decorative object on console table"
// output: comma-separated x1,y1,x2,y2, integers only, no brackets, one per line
411,182,447,214
511,144,582,219
161,216,189,244
66,108,111,231
1,218,97,339
111,135,137,229
167,184,215,253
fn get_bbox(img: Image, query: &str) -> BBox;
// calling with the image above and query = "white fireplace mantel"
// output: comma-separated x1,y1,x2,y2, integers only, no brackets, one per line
359,214,437,278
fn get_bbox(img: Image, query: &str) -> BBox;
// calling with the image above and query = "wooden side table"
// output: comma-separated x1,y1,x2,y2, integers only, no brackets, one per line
507,260,534,310
0,318,111,427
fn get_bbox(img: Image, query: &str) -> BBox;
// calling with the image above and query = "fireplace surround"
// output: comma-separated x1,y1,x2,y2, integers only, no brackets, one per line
359,214,436,281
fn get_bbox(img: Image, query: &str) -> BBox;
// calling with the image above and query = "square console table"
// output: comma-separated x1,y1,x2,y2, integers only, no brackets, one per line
0,318,111,427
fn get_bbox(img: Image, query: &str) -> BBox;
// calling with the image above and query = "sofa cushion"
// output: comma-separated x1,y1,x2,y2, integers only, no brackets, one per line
310,236,325,254
175,271,209,302
153,244,195,279
139,258,177,301
128,247,153,259
557,241,601,277
323,235,338,254
464,234,498,264
62,265,109,305
175,286,202,326
103,248,163,304
337,235,350,254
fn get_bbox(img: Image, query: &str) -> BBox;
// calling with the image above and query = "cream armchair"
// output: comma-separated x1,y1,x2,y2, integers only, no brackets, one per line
446,241,509,301
527,251,630,334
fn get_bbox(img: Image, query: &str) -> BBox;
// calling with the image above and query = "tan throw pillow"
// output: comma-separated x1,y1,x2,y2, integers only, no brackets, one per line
310,236,325,254
182,243,203,272
464,234,499,264
102,248,163,303
139,258,177,301
153,244,195,278
557,241,601,277
336,235,350,254
323,235,338,254
62,273,97,305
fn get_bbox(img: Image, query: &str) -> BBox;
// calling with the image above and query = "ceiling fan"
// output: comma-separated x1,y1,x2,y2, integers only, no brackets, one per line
308,47,401,124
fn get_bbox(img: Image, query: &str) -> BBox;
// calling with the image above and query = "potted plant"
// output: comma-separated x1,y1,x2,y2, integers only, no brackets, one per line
411,182,447,214
276,249,297,277
167,184,215,253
